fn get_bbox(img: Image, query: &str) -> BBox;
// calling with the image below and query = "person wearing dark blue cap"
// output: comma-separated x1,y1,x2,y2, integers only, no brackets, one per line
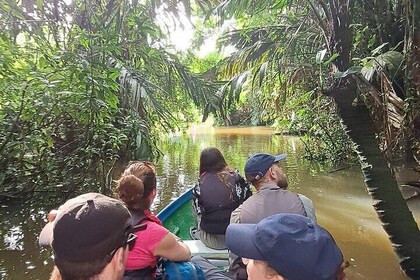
229,153,316,279
231,152,316,225
225,213,347,280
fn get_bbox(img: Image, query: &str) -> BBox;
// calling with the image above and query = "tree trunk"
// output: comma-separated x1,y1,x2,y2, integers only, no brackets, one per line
413,0,420,92
403,0,420,162
327,0,352,71
327,1,420,278
332,85,420,279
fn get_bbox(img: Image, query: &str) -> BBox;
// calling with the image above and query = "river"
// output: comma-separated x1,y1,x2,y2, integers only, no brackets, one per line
0,126,418,279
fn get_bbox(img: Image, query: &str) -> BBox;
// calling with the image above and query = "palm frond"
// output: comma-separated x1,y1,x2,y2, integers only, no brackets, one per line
216,0,291,22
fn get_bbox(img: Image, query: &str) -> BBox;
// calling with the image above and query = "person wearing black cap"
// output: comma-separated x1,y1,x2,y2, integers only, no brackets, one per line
229,153,316,279
39,193,136,280
225,213,347,280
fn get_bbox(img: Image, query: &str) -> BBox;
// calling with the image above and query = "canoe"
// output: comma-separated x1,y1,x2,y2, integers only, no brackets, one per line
157,187,229,262
157,188,195,239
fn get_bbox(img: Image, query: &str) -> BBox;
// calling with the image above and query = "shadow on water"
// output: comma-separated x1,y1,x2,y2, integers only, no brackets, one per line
0,126,417,279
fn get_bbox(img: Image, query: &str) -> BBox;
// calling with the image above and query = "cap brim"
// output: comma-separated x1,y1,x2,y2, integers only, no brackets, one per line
39,221,54,247
225,223,264,260
273,154,287,162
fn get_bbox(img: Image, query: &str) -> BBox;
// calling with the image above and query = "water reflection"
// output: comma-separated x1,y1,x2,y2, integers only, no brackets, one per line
157,127,411,280
0,126,415,279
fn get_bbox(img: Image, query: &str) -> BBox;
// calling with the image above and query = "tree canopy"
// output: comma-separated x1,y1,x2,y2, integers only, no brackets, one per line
1,0,419,275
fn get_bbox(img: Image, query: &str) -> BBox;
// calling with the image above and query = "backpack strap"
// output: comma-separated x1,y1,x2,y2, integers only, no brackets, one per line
192,182,201,215
233,170,252,203
124,266,155,280
130,210,150,232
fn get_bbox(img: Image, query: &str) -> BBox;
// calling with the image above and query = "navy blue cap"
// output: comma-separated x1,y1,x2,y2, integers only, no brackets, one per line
244,153,287,181
225,214,343,280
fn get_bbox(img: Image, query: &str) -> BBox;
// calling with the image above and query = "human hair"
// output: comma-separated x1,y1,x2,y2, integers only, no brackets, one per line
115,161,157,210
53,256,110,280
256,259,347,280
123,161,156,189
199,147,228,175
254,260,279,279
115,175,145,210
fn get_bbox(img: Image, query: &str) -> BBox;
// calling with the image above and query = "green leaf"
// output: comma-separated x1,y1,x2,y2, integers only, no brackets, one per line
323,53,339,66
258,62,268,88
36,0,44,9
333,67,362,78
316,49,327,64
371,43,389,56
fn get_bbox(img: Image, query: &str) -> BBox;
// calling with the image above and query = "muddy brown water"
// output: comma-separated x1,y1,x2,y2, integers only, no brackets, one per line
0,126,417,279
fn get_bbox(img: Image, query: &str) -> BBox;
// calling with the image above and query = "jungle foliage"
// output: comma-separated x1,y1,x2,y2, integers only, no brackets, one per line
0,0,220,198
193,0,419,164
2,0,416,197
1,0,420,276
189,0,420,277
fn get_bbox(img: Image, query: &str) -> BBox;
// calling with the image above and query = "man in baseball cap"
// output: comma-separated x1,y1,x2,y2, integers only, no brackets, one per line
39,193,136,280
226,213,347,280
229,153,316,279
243,153,288,184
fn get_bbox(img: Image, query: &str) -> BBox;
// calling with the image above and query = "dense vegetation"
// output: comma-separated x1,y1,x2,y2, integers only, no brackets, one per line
1,0,419,276
1,0,418,196
0,0,219,197
202,0,419,164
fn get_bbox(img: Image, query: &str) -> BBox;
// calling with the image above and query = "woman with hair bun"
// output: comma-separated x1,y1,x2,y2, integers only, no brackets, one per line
115,161,191,280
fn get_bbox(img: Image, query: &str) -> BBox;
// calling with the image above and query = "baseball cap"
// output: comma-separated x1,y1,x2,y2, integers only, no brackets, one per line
225,213,343,280
39,193,133,263
244,153,287,182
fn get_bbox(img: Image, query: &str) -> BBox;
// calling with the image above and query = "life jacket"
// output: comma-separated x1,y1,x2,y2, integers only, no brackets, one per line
194,171,251,235
123,210,160,280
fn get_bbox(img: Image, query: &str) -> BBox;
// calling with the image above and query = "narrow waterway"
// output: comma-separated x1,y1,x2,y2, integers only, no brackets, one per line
0,126,417,279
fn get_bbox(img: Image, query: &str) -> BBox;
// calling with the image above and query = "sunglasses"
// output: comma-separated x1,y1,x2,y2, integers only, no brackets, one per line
126,232,137,250
109,231,137,259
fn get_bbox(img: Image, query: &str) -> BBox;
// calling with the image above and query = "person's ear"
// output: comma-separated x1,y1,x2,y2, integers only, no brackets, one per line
149,188,157,199
112,246,128,271
269,166,277,179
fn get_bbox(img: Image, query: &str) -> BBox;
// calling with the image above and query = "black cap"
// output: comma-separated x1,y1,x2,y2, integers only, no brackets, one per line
39,193,132,263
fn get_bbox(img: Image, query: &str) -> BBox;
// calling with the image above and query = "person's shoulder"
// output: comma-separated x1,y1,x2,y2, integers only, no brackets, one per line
145,220,166,227
241,193,257,205
137,221,169,242
297,193,313,202
143,220,168,234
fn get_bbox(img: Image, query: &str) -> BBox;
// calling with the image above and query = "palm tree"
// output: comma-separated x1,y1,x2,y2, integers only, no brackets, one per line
0,0,223,195
195,0,420,277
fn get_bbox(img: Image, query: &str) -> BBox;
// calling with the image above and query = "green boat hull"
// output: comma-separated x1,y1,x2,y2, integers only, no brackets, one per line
157,188,229,265
162,199,196,240
157,188,196,240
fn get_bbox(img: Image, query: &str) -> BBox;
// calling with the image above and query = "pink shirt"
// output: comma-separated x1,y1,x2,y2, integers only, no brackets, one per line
125,221,169,270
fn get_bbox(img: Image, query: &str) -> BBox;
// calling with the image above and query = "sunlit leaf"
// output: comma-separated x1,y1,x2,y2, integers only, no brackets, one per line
333,67,362,78
316,49,327,64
